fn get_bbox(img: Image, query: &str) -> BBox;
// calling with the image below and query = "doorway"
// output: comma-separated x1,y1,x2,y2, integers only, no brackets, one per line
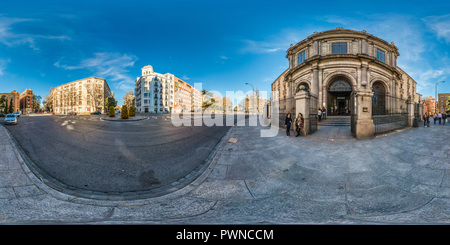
327,79,352,116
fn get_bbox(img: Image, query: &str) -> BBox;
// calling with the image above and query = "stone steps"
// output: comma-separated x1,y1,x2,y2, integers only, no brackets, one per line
318,116,351,126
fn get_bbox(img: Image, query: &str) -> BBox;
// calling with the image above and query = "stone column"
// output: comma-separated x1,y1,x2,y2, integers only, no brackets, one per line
407,96,415,127
295,90,310,136
311,65,319,98
354,89,375,139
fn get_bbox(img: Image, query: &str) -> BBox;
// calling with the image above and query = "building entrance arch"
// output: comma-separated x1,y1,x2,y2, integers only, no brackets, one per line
327,78,353,116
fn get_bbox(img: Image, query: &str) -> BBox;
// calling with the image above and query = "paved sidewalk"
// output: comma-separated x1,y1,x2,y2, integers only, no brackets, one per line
1,119,450,224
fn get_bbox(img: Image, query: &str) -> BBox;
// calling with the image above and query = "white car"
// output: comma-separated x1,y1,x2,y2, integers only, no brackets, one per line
4,114,18,125
13,111,21,117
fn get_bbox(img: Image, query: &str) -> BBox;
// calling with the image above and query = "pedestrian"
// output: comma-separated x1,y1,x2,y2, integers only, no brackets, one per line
433,113,437,124
295,113,304,137
443,112,447,125
438,112,442,124
318,108,322,121
423,112,427,127
285,113,292,137
322,107,326,119
426,112,430,127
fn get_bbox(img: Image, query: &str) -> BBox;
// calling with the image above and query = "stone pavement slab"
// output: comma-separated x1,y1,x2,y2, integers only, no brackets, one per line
1,119,450,224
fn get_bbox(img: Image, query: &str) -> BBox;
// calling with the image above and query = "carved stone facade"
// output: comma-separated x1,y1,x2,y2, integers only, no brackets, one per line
271,28,423,139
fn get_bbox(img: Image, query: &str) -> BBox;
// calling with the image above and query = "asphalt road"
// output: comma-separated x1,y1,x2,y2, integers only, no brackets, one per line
4,114,232,194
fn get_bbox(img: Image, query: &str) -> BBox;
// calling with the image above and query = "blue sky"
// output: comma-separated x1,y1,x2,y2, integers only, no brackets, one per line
1,0,450,106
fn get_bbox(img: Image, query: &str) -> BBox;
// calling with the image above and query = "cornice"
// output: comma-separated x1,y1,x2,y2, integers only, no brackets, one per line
287,27,399,55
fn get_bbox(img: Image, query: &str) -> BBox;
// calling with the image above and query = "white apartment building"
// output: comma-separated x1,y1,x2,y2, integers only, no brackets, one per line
135,65,174,113
50,77,111,115
192,87,202,112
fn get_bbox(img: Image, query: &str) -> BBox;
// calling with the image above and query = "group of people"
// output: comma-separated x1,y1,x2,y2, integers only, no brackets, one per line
318,107,326,121
284,113,304,137
423,112,448,127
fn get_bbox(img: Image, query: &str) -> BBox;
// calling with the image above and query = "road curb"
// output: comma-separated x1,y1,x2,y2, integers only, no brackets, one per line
1,122,235,206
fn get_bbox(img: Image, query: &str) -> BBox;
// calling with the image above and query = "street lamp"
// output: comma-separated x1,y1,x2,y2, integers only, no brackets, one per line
435,80,445,113
245,82,255,114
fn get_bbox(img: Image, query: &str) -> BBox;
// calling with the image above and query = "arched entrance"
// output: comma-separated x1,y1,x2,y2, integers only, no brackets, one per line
372,81,386,115
327,78,352,116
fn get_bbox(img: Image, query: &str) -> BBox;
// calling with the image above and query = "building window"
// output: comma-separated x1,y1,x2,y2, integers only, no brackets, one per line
332,42,347,54
298,51,306,65
376,48,385,62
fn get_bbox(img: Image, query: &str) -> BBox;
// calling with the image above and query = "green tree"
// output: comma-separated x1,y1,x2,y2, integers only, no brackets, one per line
4,98,8,114
0,95,6,113
9,97,13,113
105,96,117,112
121,105,128,119
109,106,115,117
128,106,136,117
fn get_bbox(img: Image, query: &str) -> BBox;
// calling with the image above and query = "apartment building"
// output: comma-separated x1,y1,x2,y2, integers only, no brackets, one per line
20,89,35,114
50,77,112,115
135,65,175,113
0,90,20,113
438,93,450,113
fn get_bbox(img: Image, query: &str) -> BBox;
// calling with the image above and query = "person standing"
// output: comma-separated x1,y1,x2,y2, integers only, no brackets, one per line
443,112,447,125
322,107,326,119
285,113,292,137
295,113,304,137
318,108,322,121
438,112,442,124
433,113,437,124
426,112,430,127
423,112,427,127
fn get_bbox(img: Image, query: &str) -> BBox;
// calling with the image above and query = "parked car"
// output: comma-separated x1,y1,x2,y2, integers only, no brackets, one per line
90,111,101,115
4,114,18,125
13,111,21,117
0,113,5,117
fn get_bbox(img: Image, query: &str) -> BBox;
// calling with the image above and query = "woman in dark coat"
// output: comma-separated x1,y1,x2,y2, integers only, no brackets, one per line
285,113,292,137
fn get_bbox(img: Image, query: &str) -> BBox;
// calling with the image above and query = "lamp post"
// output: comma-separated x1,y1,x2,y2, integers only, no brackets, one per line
435,81,445,113
245,82,255,114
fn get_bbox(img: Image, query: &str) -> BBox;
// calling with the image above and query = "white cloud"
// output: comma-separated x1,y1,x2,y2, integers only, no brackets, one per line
0,15,70,51
240,39,281,54
0,58,10,76
423,14,450,43
55,52,138,91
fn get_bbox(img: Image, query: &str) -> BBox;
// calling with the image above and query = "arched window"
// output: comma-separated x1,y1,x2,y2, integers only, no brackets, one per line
329,80,352,92
372,82,386,115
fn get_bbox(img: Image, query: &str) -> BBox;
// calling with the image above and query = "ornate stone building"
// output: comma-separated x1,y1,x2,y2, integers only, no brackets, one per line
271,28,422,139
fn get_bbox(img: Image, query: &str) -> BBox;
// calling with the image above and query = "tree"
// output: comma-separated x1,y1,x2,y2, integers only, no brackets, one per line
121,105,128,119
128,106,136,117
4,97,8,114
84,82,103,113
0,95,6,113
202,89,215,111
123,91,135,108
109,106,115,117
105,96,117,112
9,97,13,114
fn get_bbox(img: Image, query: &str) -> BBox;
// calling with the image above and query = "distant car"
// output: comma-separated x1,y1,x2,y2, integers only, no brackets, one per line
13,111,21,117
90,111,101,115
4,114,18,125
0,113,5,117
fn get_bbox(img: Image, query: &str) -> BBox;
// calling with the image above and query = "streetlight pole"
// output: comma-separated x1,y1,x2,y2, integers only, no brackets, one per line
245,82,255,114
435,81,445,113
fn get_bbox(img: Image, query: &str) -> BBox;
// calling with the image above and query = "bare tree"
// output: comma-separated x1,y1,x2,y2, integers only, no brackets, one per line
123,91,135,108
84,82,103,113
